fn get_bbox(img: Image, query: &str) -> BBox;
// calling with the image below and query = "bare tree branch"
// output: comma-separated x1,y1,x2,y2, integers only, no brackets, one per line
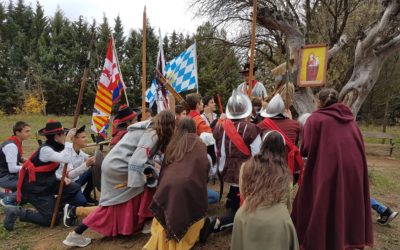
374,33,400,57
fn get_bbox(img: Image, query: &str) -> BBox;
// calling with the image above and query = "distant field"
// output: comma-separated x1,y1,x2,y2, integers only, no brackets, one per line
0,115,92,154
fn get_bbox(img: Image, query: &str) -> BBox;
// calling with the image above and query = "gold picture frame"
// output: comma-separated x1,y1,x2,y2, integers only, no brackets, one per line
298,44,328,87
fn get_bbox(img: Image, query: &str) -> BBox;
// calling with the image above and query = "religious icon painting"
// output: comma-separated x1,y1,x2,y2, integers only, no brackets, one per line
298,44,328,87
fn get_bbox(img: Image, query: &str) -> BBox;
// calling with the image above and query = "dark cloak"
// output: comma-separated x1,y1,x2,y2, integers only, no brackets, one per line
291,103,373,250
150,134,209,241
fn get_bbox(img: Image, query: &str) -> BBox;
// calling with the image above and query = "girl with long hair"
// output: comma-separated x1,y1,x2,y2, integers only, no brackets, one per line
231,131,299,250
62,111,176,248
144,118,210,250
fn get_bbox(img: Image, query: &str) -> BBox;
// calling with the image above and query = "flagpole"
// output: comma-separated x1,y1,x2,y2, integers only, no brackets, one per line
111,34,130,106
50,43,92,228
141,6,147,121
194,40,199,94
248,0,257,97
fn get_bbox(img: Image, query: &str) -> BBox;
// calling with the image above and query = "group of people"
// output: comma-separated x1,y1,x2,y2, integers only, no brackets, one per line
0,64,398,250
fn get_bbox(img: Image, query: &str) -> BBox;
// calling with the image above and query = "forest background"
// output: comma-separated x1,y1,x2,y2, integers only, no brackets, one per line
0,0,399,126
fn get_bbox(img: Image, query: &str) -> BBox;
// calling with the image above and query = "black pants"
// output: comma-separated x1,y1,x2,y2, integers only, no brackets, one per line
20,182,80,226
219,185,240,231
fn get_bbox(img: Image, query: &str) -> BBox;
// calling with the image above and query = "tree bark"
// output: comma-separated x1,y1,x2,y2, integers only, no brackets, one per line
257,1,400,116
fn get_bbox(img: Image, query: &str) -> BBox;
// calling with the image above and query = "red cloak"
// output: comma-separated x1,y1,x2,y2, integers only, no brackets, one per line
291,103,373,250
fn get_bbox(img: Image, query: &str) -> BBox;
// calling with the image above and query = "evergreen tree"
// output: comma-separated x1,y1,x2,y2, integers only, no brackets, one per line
113,14,125,60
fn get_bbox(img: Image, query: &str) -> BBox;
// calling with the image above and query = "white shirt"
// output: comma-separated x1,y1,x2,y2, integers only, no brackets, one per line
55,147,90,182
237,81,267,98
201,112,218,126
2,143,22,173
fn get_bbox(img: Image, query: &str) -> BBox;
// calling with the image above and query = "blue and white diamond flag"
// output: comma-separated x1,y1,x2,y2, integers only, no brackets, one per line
145,79,157,106
165,43,198,93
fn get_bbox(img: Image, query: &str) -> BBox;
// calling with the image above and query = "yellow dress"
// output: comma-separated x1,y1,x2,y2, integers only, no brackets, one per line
143,218,205,250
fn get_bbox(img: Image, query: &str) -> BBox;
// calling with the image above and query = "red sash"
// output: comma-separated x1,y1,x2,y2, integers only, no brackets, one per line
242,80,257,93
222,120,250,156
7,136,23,156
17,151,59,202
262,118,304,185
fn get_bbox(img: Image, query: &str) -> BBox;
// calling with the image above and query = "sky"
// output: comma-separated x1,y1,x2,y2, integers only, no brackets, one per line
25,0,206,36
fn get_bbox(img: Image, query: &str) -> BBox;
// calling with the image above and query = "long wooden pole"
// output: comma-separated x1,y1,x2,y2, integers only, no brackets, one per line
155,69,187,108
141,6,147,121
248,0,257,97
50,50,91,228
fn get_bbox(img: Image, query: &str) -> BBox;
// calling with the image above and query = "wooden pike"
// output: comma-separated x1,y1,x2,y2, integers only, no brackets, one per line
50,49,91,228
155,69,188,109
141,6,147,121
248,0,257,97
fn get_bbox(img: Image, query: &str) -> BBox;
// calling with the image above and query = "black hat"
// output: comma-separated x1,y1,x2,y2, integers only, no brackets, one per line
239,63,258,74
76,125,86,135
38,120,69,136
115,106,136,125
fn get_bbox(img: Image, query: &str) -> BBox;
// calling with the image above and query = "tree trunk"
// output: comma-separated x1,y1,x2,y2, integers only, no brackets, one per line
339,53,385,116
257,1,400,117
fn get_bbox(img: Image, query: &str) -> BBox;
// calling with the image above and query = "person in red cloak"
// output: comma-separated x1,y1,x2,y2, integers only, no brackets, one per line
291,88,373,250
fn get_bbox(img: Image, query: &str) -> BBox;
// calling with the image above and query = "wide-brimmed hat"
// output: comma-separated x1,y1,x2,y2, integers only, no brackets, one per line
115,106,136,125
38,120,69,136
260,94,285,118
226,90,252,120
239,63,258,74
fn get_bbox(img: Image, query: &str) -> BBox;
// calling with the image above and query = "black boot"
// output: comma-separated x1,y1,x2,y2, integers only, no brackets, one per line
3,206,25,231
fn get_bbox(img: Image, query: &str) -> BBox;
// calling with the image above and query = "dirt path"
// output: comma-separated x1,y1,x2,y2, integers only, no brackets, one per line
1,154,399,250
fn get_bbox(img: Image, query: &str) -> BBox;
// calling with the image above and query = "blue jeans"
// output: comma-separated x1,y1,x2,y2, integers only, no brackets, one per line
208,188,219,204
69,170,94,206
76,169,94,201
371,198,387,215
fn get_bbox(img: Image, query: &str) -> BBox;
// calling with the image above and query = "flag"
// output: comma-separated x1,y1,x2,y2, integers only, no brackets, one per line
165,43,198,93
91,37,125,137
145,79,157,106
155,29,168,113
145,43,198,103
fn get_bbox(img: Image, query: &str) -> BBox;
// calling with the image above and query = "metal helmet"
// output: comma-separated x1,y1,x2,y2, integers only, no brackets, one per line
260,93,285,118
226,90,252,120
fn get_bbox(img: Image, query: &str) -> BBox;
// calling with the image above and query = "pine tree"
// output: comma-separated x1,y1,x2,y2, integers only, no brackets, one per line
113,14,125,60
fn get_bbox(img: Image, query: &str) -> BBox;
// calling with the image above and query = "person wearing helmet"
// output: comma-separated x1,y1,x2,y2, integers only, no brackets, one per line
257,94,302,184
203,90,261,237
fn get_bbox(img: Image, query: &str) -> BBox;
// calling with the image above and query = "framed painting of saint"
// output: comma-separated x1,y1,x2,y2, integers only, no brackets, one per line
298,44,328,87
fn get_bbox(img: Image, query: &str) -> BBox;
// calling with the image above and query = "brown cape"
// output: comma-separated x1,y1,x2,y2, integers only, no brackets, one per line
291,103,373,250
150,134,210,241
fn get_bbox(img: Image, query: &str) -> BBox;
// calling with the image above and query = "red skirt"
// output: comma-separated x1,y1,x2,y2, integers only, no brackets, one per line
83,187,155,237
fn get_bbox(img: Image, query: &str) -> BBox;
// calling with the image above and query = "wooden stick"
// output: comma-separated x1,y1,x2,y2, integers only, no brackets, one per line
248,0,257,97
217,94,223,114
50,52,91,228
141,6,147,121
155,69,187,107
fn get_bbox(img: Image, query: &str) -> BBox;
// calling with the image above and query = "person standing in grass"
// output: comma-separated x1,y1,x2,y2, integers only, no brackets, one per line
231,131,299,250
291,88,373,250
0,121,31,206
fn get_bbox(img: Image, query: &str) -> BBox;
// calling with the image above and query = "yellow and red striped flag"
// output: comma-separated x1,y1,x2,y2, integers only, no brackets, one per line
91,37,125,137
